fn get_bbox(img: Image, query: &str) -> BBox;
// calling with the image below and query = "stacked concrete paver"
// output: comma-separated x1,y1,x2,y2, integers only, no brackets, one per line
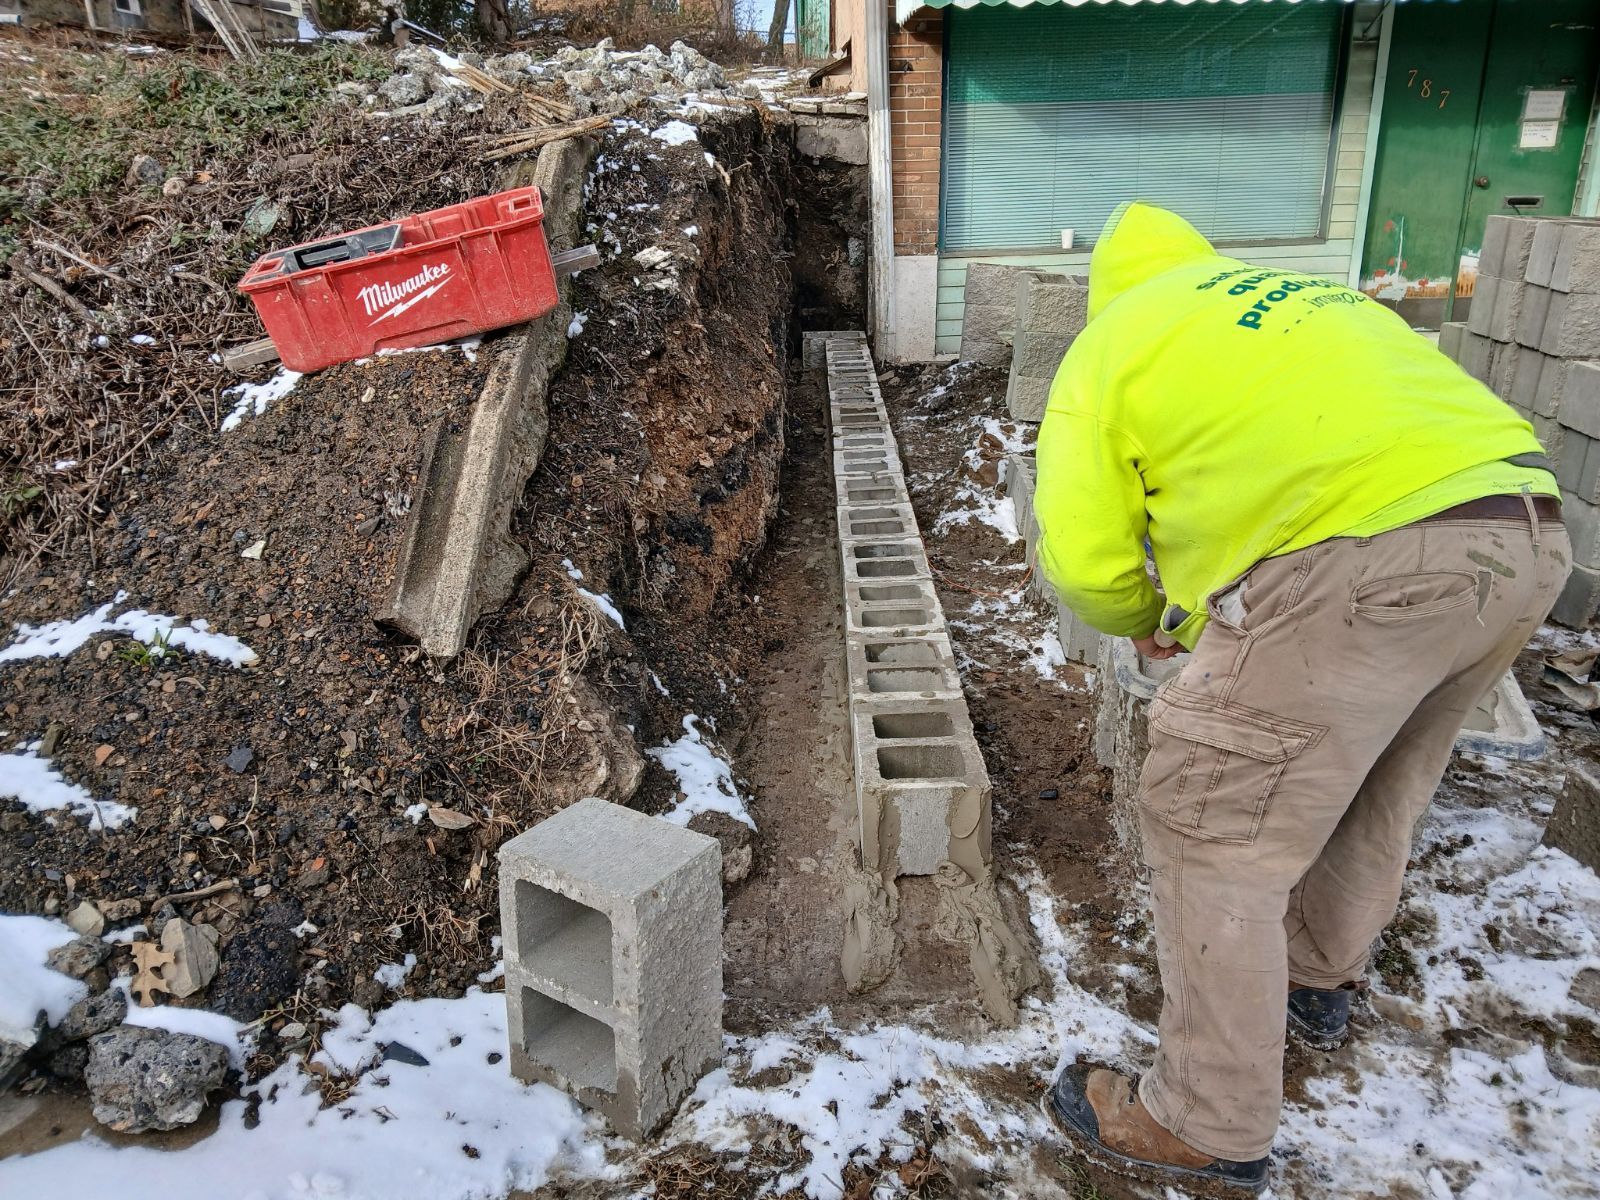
1444,215,1600,625
825,336,992,880
496,796,722,1139
1005,276,1088,422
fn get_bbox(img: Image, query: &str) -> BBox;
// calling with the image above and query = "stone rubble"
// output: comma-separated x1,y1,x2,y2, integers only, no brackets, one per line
344,39,763,120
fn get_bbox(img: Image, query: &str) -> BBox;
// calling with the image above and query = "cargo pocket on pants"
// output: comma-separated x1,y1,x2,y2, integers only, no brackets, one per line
1137,690,1324,845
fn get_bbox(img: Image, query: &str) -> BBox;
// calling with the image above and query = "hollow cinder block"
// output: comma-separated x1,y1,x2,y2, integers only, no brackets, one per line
1459,330,1494,381
838,501,920,541
834,474,910,508
1487,339,1522,400
1533,413,1567,467
1516,285,1553,350
1015,275,1089,336
805,329,866,370
497,797,721,1140
849,698,990,878
839,537,931,585
845,631,963,701
1438,321,1466,362
1056,601,1107,667
1510,348,1549,413
1526,220,1566,288
1489,278,1526,344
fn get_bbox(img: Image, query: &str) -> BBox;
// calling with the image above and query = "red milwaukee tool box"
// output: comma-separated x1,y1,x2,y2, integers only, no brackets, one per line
238,186,558,373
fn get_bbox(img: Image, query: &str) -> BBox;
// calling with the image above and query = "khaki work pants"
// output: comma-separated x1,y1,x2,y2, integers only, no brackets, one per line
1134,512,1569,1160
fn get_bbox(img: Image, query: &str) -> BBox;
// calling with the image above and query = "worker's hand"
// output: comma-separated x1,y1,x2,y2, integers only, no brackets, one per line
1132,633,1182,661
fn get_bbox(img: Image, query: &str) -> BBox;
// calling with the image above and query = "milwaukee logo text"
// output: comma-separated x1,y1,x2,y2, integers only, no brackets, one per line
359,262,454,323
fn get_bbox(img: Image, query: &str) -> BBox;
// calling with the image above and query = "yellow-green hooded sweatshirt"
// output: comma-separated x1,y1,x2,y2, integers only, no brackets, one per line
1034,202,1556,650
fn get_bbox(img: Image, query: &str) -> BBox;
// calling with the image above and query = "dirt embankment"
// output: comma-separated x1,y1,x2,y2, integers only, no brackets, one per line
0,105,864,1070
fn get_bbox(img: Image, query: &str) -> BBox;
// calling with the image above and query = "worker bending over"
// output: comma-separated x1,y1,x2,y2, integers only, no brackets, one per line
1035,202,1568,1196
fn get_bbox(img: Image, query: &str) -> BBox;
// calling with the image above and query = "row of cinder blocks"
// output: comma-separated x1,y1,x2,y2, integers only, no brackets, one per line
1005,451,1107,668
1443,215,1600,626
825,335,993,881
1005,275,1088,423
496,796,722,1140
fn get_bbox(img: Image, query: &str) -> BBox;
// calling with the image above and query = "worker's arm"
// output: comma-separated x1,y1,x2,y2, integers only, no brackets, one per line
1034,408,1164,640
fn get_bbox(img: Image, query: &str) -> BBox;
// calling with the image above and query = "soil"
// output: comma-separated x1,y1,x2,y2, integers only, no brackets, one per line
0,104,860,1071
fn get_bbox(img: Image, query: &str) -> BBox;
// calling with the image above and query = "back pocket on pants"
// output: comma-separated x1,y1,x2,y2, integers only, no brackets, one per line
1138,691,1324,845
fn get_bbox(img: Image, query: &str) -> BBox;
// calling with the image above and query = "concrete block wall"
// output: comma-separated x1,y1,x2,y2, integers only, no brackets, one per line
1446,216,1600,627
825,335,992,881
496,797,722,1139
1006,275,1087,422
959,264,1061,367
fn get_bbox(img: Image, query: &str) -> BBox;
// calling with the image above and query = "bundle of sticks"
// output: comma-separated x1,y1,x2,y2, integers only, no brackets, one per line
447,63,516,96
463,114,614,163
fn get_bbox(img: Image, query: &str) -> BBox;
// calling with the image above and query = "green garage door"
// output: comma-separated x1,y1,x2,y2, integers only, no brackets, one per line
941,2,1348,253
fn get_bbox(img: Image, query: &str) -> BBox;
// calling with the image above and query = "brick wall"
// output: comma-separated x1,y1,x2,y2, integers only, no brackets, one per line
889,4,943,256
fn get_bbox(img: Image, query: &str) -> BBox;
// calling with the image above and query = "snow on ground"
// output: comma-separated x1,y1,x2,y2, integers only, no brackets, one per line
220,366,303,433
0,744,137,830
0,592,258,667
650,119,699,146
648,714,756,830
0,986,612,1200
0,914,86,1042
577,587,626,630
374,952,418,991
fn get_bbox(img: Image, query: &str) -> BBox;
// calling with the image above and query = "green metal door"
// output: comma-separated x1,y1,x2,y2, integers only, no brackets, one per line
1360,0,1600,327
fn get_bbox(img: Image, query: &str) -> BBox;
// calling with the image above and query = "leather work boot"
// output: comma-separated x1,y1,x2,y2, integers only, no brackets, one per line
1287,980,1364,1051
1042,1064,1270,1197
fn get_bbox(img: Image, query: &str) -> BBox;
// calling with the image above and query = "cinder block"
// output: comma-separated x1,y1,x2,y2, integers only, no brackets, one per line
1481,215,1540,280
1467,275,1500,337
1543,760,1600,871
498,797,722,1140
1558,489,1600,568
1056,601,1106,666
844,580,944,638
1526,220,1566,287
1016,275,1089,336
835,475,909,507
1489,277,1526,343
1572,438,1600,506
839,537,930,585
1551,561,1600,628
1533,414,1567,467
1438,321,1466,361
1006,373,1052,423
1510,348,1549,412
805,330,865,370
1459,330,1494,381
846,631,962,700
1551,221,1600,294
1487,340,1521,399
839,501,918,540
1558,361,1600,439
965,262,1054,310
850,699,989,877
1516,285,1553,349
959,263,1057,365
1557,433,1589,493
1539,292,1600,358
1011,330,1075,380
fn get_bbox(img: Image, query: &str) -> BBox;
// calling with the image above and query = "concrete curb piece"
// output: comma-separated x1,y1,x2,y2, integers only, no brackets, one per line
380,135,599,659
498,797,722,1140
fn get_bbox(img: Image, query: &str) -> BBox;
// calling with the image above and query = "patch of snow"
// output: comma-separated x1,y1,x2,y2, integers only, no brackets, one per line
103,924,146,944
476,937,504,984
1025,624,1069,685
577,587,626,630
651,671,670,696
111,978,253,1069
0,990,609,1200
129,334,156,346
647,715,755,830
651,119,699,146
403,803,428,824
0,744,136,830
682,224,699,237
561,558,584,581
291,920,318,939
0,915,87,1042
0,593,258,667
567,310,587,338
53,459,77,471
374,953,418,991
220,366,303,433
